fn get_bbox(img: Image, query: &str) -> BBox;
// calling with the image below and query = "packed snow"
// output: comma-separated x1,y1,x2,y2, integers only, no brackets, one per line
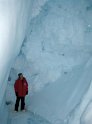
0,0,92,124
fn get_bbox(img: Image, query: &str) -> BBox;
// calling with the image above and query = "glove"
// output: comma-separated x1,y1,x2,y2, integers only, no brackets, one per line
15,92,18,97
26,91,28,95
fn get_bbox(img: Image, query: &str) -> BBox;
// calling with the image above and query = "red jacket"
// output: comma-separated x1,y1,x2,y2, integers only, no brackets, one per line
14,77,28,97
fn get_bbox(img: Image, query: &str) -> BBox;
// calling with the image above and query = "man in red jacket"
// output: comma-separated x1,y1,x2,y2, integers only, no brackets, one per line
14,73,28,112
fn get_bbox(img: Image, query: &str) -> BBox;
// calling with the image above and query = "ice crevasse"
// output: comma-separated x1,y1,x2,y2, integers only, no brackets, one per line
0,0,92,124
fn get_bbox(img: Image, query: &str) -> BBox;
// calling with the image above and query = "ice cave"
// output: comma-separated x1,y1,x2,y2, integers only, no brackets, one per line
0,0,92,124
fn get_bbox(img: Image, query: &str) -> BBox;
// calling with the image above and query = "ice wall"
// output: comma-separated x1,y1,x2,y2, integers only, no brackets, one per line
9,0,92,124
0,0,49,105
21,0,92,91
0,0,32,105
0,0,49,123
65,58,92,124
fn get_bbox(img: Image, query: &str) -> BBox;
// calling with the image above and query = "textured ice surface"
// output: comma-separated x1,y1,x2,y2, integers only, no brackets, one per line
0,0,92,124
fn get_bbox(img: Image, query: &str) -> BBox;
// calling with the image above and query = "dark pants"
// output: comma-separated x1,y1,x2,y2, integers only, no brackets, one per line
15,96,25,111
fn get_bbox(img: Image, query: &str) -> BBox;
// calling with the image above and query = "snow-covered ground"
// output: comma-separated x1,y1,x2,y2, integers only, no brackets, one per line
7,107,51,124
0,0,92,124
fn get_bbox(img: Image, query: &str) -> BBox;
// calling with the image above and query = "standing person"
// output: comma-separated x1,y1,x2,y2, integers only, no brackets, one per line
14,73,28,112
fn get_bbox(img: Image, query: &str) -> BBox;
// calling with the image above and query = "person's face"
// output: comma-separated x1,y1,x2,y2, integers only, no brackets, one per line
20,75,23,80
